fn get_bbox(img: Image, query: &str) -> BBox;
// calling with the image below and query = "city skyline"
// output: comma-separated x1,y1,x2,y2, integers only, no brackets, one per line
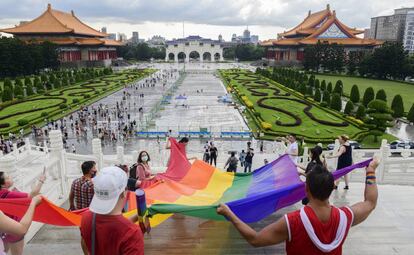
0,0,413,41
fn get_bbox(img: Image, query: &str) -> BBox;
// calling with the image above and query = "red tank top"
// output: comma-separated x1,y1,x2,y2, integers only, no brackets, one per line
285,205,353,255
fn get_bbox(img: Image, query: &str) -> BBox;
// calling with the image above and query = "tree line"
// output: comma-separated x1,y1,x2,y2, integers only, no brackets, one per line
303,41,413,80
117,43,165,61
0,37,59,78
223,44,264,61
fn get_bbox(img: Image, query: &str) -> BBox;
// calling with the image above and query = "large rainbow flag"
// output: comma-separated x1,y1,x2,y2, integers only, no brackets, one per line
0,138,372,226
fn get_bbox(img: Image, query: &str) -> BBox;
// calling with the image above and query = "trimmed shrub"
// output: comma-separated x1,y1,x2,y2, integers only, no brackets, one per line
321,80,326,91
330,93,342,111
17,119,29,126
375,89,387,102
322,90,331,105
16,95,24,100
334,80,343,95
306,86,313,96
14,84,24,97
327,82,333,93
356,105,366,120
314,79,320,90
320,101,328,107
350,84,360,103
407,104,414,123
1,87,13,102
362,87,375,107
41,112,48,117
83,94,91,99
344,101,354,115
59,103,68,109
299,83,307,94
366,100,394,142
314,89,322,102
391,95,404,118
72,98,80,104
261,122,272,130
26,83,34,96
3,78,13,90
37,89,45,94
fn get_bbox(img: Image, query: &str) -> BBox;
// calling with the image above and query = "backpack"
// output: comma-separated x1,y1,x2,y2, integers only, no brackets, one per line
129,163,138,179
229,157,238,170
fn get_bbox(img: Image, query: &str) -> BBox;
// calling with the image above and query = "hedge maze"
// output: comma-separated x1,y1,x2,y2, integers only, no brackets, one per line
0,69,154,135
220,69,366,143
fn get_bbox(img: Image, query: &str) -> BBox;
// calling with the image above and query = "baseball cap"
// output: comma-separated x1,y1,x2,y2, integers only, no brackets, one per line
89,166,128,214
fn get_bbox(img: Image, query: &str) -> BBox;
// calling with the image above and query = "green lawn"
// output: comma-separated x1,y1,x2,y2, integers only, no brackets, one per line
221,69,366,143
315,74,414,110
0,69,155,135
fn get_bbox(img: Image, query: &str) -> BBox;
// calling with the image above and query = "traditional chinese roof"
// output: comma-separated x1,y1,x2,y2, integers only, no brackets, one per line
0,4,107,37
262,5,381,47
21,37,123,46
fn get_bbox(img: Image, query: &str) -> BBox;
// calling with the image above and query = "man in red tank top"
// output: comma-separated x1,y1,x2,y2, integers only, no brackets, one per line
217,159,379,254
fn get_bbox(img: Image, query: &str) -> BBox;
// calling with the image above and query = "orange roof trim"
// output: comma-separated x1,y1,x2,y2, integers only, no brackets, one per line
0,3,107,37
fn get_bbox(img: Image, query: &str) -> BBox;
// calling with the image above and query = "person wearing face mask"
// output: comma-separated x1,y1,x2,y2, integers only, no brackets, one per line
129,151,156,189
69,161,97,211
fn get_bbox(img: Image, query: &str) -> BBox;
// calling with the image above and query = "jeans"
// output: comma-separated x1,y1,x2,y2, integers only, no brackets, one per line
244,162,252,173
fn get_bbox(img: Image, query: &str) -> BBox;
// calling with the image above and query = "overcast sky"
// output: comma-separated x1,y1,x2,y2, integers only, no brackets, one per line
1,0,413,41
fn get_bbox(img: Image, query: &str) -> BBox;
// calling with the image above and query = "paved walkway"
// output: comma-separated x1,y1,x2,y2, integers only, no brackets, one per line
26,183,414,255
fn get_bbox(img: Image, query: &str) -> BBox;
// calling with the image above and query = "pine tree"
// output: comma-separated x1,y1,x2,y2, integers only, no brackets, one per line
330,93,342,111
2,86,13,102
14,83,24,97
407,104,414,123
26,83,34,96
356,105,366,120
344,101,354,115
323,90,331,105
327,82,333,92
321,80,326,91
391,95,404,118
314,89,322,102
350,84,360,103
362,87,375,107
334,80,343,95
3,78,12,90
314,79,320,90
375,89,387,102
366,100,394,142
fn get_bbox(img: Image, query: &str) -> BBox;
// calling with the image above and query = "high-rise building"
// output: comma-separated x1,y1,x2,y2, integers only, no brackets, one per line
243,27,251,40
118,33,127,42
107,33,116,40
101,27,107,34
250,35,259,44
218,34,223,42
403,11,414,54
369,7,414,42
131,31,139,44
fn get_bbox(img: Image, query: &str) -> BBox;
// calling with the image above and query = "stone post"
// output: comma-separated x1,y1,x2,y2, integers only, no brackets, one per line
92,138,103,169
49,130,68,196
117,146,125,164
376,139,389,183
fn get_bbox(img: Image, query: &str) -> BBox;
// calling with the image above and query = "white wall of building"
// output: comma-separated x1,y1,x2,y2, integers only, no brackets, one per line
165,40,224,62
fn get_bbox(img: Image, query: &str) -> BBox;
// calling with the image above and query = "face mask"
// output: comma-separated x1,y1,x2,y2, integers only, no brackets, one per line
142,155,149,162
91,171,97,178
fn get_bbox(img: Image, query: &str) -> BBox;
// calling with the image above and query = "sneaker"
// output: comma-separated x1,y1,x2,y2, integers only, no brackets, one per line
344,186,349,190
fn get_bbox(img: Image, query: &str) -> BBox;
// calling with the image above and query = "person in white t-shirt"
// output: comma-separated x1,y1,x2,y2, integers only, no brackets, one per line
284,135,298,164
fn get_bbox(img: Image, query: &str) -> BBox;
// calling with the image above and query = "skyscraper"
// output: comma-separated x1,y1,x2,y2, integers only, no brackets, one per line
101,27,107,34
403,11,414,54
369,7,414,42
131,31,139,44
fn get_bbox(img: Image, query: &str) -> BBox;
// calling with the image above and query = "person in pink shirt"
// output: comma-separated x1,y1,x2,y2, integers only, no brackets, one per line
0,171,46,255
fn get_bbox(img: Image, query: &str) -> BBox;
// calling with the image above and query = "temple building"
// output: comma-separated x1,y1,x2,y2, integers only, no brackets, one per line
261,5,382,65
0,4,122,67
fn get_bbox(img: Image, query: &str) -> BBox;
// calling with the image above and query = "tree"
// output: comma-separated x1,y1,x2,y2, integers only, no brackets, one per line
333,80,343,95
327,82,333,93
330,93,342,111
299,83,307,94
375,89,387,102
2,86,13,102
321,80,326,91
350,84,360,103
356,105,366,120
26,83,34,96
407,104,414,123
344,101,354,115
3,78,13,90
366,100,394,142
314,79,320,90
306,86,313,96
391,95,404,118
314,89,322,102
323,90,331,105
362,87,375,107
346,51,366,75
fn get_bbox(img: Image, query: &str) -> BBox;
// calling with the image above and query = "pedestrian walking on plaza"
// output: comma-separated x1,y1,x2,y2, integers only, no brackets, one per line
0,195,42,255
224,152,238,173
326,135,353,190
80,166,144,255
0,170,46,255
209,142,218,167
244,148,254,173
203,148,210,163
239,150,246,167
217,159,380,255
283,135,299,164
71,144,76,153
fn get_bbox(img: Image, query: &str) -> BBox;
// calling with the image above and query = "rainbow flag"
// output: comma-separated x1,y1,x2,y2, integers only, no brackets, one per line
0,138,371,226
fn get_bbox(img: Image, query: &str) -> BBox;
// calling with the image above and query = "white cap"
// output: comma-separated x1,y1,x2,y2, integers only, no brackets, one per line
89,166,127,214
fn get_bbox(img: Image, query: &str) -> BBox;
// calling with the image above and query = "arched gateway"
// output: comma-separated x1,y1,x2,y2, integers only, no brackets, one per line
165,35,224,62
